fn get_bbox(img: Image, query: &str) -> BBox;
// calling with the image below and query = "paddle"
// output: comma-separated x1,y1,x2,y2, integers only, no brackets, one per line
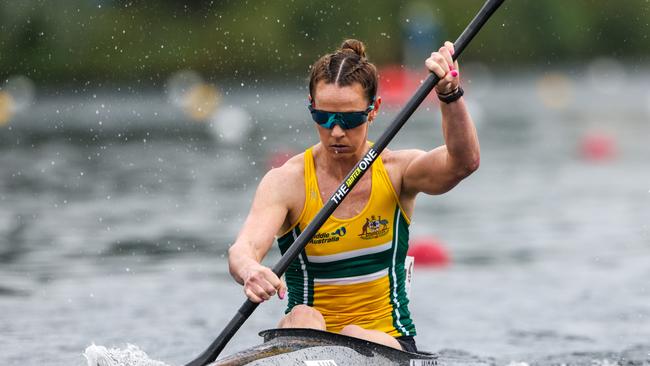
185,1,505,365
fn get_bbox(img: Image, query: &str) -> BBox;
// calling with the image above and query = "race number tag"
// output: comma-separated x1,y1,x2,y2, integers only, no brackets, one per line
404,255,415,299
304,361,338,366
410,360,437,366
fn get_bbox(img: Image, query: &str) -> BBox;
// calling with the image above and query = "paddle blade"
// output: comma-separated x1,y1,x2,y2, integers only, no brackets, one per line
185,300,258,366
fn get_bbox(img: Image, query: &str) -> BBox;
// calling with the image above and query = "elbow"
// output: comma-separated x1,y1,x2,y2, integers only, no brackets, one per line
467,154,480,174
455,153,480,180
422,152,480,195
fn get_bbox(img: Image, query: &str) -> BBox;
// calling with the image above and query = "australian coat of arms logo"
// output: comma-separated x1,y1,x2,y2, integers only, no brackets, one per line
358,215,390,240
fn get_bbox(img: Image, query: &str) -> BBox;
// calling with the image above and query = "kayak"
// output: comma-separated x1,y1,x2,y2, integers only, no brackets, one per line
211,328,461,366
211,328,436,366
82,327,491,366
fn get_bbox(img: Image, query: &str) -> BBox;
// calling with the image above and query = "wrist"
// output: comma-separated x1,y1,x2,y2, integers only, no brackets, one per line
437,86,464,104
229,249,260,284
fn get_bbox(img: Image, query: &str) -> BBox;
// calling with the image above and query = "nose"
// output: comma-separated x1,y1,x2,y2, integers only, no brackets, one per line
330,124,346,138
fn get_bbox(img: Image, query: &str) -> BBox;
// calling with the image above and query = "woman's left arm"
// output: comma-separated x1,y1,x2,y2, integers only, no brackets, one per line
401,41,480,196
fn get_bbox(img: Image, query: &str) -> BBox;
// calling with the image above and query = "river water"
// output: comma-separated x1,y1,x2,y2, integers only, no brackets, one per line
1,72,649,365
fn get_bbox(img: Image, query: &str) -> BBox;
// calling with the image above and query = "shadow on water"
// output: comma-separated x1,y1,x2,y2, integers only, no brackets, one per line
0,214,30,264
515,344,650,366
455,248,537,267
104,235,220,257
0,285,30,297
0,127,214,149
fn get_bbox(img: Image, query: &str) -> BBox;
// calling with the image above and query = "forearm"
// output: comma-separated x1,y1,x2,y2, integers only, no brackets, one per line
440,97,480,173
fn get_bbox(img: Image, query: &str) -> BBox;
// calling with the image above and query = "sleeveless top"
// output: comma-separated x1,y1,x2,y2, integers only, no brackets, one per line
277,146,416,337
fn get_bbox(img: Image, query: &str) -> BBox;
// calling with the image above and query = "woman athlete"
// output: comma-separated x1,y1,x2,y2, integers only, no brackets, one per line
228,39,479,352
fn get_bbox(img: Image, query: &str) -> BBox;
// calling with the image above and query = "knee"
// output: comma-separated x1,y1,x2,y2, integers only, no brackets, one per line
280,305,326,329
290,305,325,321
340,324,365,338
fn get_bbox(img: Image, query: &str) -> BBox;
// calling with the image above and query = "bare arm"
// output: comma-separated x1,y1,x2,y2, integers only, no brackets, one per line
228,166,297,302
402,41,480,196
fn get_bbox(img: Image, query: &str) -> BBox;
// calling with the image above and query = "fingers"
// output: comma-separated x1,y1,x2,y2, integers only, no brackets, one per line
426,41,457,76
261,268,288,300
426,52,449,79
444,41,455,60
243,265,285,303
278,280,287,300
245,286,265,303
440,44,454,71
426,41,461,94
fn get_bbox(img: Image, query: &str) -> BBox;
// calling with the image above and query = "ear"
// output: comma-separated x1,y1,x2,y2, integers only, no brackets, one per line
308,94,314,106
368,96,381,122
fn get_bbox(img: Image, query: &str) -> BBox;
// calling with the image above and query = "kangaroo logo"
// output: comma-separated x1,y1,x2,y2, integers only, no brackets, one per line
358,215,390,240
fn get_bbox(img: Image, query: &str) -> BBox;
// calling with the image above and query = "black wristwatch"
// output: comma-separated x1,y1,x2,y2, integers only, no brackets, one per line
437,86,464,104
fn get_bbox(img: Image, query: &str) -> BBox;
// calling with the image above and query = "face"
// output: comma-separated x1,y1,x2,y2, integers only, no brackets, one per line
311,81,380,158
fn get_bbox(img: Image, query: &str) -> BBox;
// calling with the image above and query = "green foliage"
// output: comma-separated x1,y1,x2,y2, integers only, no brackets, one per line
0,0,648,82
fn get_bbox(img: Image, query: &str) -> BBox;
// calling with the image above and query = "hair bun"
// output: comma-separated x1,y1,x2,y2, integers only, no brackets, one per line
339,39,366,58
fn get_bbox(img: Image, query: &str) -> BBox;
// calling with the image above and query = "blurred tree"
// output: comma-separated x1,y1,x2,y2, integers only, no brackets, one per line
0,0,648,84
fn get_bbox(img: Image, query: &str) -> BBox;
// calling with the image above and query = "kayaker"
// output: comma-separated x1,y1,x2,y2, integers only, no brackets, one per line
227,38,479,352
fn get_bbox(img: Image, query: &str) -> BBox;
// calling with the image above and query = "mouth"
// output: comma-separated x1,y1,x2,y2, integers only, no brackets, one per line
329,144,352,154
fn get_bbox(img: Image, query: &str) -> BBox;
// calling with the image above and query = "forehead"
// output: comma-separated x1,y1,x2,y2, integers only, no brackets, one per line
313,81,367,111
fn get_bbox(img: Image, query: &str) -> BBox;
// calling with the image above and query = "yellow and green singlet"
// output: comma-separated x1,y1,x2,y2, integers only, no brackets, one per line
277,146,416,337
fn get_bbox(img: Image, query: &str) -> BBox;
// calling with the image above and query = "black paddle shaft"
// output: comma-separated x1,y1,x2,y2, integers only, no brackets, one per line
185,1,505,365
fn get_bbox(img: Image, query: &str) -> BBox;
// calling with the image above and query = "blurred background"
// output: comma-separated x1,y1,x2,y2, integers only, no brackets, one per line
1,1,649,365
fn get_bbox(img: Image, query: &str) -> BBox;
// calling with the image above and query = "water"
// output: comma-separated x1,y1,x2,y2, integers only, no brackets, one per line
1,74,650,365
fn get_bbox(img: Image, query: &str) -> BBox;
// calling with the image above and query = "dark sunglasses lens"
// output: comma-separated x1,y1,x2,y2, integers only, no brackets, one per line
310,110,368,129
341,113,367,127
311,111,333,126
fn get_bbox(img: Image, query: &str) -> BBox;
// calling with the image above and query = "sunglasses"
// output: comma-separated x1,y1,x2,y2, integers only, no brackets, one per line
308,100,375,130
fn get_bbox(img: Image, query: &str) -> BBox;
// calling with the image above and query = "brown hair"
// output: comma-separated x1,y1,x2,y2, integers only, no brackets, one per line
309,39,378,104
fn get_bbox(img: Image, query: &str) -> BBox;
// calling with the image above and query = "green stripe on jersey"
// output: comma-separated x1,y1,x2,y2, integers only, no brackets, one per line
388,207,416,336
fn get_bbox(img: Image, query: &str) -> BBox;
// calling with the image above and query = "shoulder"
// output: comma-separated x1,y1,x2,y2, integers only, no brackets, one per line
380,148,426,173
254,151,306,217
378,148,425,192
259,152,305,192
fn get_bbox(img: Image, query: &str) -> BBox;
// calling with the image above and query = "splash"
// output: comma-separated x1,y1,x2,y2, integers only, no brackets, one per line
83,344,171,366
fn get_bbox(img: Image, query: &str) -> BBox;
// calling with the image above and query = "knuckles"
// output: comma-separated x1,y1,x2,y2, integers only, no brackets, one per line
242,265,283,302
245,266,272,283
242,265,285,302
430,53,445,63
426,53,450,73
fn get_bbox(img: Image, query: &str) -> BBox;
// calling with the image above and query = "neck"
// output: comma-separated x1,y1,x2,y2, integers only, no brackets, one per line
315,142,369,181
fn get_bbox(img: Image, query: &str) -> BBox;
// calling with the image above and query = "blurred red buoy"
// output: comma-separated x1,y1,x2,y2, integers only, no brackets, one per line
378,65,436,107
408,237,450,267
267,149,297,169
580,132,616,162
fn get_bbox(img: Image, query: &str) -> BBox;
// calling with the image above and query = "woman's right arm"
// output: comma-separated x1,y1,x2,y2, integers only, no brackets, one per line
228,166,295,303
